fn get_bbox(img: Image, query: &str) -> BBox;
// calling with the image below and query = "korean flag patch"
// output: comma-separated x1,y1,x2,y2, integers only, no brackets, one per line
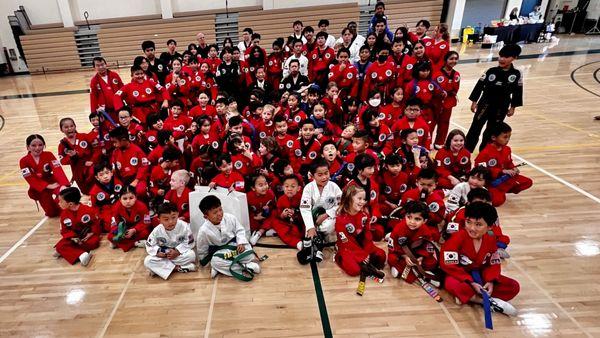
444,251,459,265
21,168,31,177
446,222,459,233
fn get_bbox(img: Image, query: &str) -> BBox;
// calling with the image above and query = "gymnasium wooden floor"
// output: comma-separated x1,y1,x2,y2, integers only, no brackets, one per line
0,35,599,337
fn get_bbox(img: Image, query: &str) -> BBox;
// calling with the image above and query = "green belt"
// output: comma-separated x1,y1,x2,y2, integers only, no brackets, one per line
201,244,268,282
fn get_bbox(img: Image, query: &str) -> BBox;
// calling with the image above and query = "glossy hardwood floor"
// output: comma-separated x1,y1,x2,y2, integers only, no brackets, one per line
0,35,599,337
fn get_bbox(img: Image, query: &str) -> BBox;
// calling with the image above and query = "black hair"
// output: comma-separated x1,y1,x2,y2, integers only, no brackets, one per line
59,117,75,130
320,139,337,152
491,122,512,137
170,100,184,109
385,153,403,166
93,56,106,65
400,128,417,140
130,64,143,73
141,40,155,51
120,185,136,197
157,130,173,145
465,201,498,227
318,19,330,27
166,39,177,46
146,113,162,127
292,38,303,46
469,166,491,183
293,20,303,27
405,97,422,108
26,134,45,147
315,31,328,40
215,153,232,167
273,114,287,124
251,33,261,40
228,115,243,127
273,158,291,175
109,126,129,140
310,158,329,174
59,187,81,204
289,59,300,67
499,44,522,58
93,161,112,175
158,201,179,216
354,153,376,172
416,20,431,29
282,174,301,185
272,38,285,49
299,118,316,129
444,129,465,149
467,187,492,203
215,97,229,106
243,27,254,34
417,167,438,181
337,47,351,57
375,1,386,9
412,60,432,79
404,200,430,219
199,195,222,214
352,129,370,142
162,146,182,162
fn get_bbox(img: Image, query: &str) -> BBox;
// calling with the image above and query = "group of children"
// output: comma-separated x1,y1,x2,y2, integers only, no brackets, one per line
18,0,532,316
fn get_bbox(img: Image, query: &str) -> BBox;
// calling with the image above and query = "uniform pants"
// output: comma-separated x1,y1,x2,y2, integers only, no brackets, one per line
489,175,533,206
432,106,453,147
55,235,100,264
209,244,256,277
28,188,61,217
465,104,506,152
99,208,113,233
370,222,385,242
445,274,520,304
108,227,150,252
271,219,303,248
335,246,386,277
388,252,438,283
144,250,196,280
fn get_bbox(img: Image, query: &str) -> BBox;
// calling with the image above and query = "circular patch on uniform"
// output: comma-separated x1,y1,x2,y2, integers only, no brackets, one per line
97,192,106,201
148,135,156,142
181,202,189,211
312,54,317,60
455,75,461,82
508,74,517,83
286,83,291,89
378,133,386,142
347,163,355,171
406,64,413,70
103,134,110,141
114,184,122,192
488,158,497,166
116,161,122,169
325,53,331,59
43,163,51,172
440,44,446,49
361,216,368,226
234,160,243,170
259,131,266,138
294,149,302,157
112,78,119,85
385,69,392,77
426,41,432,46
443,157,451,165
81,214,91,223
399,184,407,193
345,223,355,234
328,72,333,79
308,151,317,159
428,83,434,91
158,64,164,71
79,140,88,149
279,83,284,89
371,72,378,79
195,76,201,82
437,76,444,83
415,86,420,93
370,190,377,200
180,79,186,85
429,202,440,213
132,90,139,97
286,140,294,148
250,67,255,72
417,128,424,136
294,115,301,123
129,135,136,142
268,60,273,66
130,157,139,166
488,74,496,82
384,185,392,194
347,72,353,79
206,83,212,88
460,156,469,165
215,70,221,76
134,215,140,222
63,218,72,227
397,236,407,245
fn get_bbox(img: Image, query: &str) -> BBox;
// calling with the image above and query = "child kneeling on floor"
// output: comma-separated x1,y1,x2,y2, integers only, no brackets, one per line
197,195,262,280
144,202,196,280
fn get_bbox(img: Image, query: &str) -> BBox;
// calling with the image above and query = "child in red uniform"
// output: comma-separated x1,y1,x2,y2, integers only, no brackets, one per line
441,202,519,316
189,93,217,118
108,185,151,252
247,174,277,245
388,201,441,284
361,108,393,156
271,175,305,250
308,31,335,88
404,61,446,127
20,134,70,217
209,153,245,192
58,117,94,194
346,154,385,241
425,24,450,71
328,48,358,99
89,162,123,232
395,128,429,184
273,115,295,152
291,119,322,176
55,187,100,266
379,154,409,217
109,126,150,199
334,185,386,277
380,87,404,126
148,147,182,208
164,169,192,222
392,98,431,149
474,122,532,206
432,51,460,148
435,129,472,189
163,100,192,141
343,129,380,178
361,47,395,101
401,168,445,238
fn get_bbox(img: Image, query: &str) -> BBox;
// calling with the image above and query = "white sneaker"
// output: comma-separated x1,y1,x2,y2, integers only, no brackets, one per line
245,262,261,274
490,297,518,316
176,263,196,273
52,250,61,258
296,241,303,251
134,240,146,248
265,229,277,237
249,231,262,245
390,267,399,278
210,267,219,279
79,252,92,267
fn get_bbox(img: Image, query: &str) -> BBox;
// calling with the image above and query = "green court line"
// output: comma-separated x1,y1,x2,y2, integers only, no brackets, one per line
310,261,333,338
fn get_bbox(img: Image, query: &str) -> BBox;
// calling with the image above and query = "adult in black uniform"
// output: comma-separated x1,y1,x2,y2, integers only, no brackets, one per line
159,39,182,68
279,59,310,95
215,47,242,100
141,40,169,85
465,44,523,152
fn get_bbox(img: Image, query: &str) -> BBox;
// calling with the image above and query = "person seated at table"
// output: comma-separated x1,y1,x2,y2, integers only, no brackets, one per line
509,7,519,21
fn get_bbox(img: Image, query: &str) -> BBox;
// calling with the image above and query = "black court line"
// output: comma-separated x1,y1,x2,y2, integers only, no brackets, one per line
460,48,600,64
594,67,600,84
569,60,600,98
310,261,333,338
0,88,90,100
